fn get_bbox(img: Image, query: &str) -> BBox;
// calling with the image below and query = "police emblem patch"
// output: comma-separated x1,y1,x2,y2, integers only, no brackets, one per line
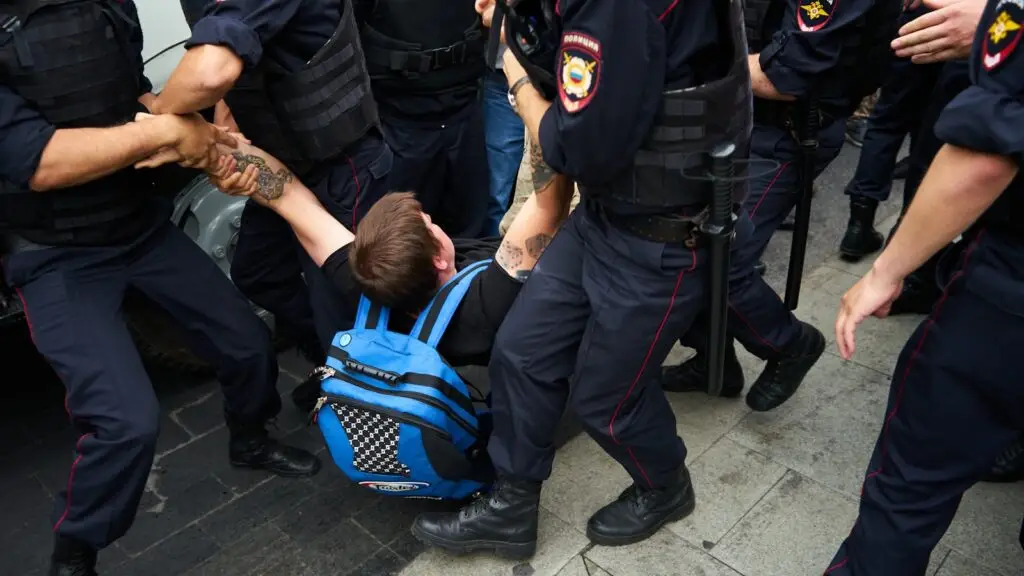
557,32,601,114
797,0,835,32
983,0,1024,71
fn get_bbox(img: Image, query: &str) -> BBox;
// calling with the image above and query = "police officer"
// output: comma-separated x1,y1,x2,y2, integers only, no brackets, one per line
839,5,943,261
827,0,1024,570
153,0,394,357
0,1,320,573
356,0,491,238
409,0,775,557
660,0,901,402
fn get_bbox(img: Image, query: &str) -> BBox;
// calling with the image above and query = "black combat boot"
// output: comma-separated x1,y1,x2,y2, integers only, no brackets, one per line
984,436,1024,483
661,339,745,397
49,536,97,576
746,322,825,412
412,478,542,559
754,260,767,276
227,416,322,477
839,196,884,262
586,466,696,547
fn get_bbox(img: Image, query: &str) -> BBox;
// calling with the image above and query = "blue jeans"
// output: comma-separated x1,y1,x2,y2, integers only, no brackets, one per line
482,71,525,236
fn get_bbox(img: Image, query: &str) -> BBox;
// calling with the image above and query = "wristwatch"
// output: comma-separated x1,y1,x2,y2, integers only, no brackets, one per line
507,76,532,110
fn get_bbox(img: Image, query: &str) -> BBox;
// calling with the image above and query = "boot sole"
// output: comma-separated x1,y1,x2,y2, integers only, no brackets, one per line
410,524,537,560
230,458,322,478
585,497,696,547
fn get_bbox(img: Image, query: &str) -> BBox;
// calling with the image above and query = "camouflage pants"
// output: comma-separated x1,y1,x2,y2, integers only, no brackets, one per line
852,90,880,120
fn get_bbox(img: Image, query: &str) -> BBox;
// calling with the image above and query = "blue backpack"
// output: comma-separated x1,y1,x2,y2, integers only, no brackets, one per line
313,260,494,500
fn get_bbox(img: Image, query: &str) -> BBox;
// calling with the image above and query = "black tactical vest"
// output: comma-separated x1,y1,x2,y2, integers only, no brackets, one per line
186,0,379,176
744,0,901,117
0,0,157,246
360,0,485,95
593,0,753,209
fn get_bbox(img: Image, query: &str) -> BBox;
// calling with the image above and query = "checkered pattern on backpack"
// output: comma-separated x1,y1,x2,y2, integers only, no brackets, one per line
332,403,411,476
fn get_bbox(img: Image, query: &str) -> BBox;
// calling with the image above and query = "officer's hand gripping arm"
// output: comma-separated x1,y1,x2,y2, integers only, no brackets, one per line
210,140,355,266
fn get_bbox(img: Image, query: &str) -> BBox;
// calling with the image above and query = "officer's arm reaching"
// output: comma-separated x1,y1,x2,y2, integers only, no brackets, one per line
506,0,667,186
153,0,303,114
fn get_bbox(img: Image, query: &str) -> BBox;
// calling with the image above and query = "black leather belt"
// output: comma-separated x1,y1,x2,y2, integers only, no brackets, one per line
606,210,708,246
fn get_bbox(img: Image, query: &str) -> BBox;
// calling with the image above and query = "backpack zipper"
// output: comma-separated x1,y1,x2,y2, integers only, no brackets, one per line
320,393,453,443
317,367,477,439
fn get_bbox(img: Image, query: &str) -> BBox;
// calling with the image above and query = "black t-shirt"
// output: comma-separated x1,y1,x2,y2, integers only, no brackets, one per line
320,237,522,366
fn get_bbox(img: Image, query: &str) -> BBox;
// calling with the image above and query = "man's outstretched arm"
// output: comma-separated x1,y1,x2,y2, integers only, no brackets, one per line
211,140,354,265
493,132,575,280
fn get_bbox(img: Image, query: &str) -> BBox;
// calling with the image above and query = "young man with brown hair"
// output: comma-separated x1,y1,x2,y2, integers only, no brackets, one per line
208,137,573,374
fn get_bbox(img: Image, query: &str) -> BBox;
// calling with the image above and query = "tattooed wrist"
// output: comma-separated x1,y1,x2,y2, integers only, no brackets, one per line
495,240,524,274
231,152,293,201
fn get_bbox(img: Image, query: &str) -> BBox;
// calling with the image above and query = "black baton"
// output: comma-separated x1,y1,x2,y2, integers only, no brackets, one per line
783,102,819,310
702,143,737,398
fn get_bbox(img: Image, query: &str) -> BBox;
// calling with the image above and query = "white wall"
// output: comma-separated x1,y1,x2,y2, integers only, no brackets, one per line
135,0,192,92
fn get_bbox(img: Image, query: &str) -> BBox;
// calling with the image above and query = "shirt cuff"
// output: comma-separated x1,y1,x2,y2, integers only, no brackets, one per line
936,85,1024,157
186,16,263,69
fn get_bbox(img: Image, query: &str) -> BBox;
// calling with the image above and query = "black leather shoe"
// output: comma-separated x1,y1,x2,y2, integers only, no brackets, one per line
228,419,321,477
412,478,541,559
50,536,97,576
839,196,884,262
984,436,1024,483
845,117,867,148
662,340,744,397
586,467,696,547
291,366,328,414
746,322,825,412
754,260,768,276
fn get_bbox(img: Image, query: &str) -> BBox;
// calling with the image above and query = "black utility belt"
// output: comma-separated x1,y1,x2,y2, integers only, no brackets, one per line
606,210,712,246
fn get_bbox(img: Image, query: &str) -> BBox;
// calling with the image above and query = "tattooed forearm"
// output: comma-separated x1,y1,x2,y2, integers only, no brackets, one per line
495,240,524,274
231,152,294,201
528,140,556,193
524,233,552,259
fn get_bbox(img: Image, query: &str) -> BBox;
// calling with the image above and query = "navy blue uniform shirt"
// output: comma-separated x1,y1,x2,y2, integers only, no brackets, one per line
538,0,718,187
183,0,341,74
0,0,150,190
758,0,877,98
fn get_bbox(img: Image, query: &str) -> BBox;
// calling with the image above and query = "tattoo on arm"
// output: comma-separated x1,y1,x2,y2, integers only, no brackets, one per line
495,240,523,274
231,152,294,201
528,140,556,193
524,234,552,259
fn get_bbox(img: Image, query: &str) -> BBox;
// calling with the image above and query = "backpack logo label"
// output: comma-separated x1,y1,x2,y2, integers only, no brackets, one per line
339,333,352,346
359,481,429,492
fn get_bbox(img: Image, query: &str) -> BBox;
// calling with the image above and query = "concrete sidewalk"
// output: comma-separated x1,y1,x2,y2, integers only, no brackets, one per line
399,213,1024,576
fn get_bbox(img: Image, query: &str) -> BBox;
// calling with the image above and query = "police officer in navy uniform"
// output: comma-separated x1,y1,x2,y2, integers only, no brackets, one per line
356,0,491,238
409,0,793,557
660,0,900,403
826,0,1024,570
0,1,321,573
154,0,394,360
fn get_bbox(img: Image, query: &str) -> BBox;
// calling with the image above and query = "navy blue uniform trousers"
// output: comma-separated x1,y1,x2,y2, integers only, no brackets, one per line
1,220,278,550
232,133,393,353
826,229,1024,575
382,100,490,239
487,203,705,489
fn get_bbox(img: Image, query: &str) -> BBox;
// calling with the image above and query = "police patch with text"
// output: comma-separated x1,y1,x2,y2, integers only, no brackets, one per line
982,0,1023,71
557,32,601,114
797,0,835,32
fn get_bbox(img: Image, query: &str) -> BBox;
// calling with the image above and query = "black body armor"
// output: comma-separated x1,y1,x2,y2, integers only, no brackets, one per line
184,0,379,176
0,0,159,246
360,0,485,96
745,0,901,118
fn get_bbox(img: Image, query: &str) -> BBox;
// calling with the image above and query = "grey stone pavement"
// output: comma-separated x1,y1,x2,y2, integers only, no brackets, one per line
3,137,1023,576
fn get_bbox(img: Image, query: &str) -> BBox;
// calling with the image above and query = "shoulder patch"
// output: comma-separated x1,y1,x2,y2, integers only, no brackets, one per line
797,0,836,32
982,0,1024,71
557,32,601,114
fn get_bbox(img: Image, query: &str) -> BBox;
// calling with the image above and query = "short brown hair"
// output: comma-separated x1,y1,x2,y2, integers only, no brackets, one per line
349,192,440,313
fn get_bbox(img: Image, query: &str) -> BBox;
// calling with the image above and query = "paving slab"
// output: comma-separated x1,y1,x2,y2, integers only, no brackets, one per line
586,529,743,576
555,556,613,576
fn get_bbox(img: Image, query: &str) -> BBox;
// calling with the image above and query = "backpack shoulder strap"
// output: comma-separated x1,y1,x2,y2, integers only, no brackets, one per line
410,259,491,348
353,294,390,332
